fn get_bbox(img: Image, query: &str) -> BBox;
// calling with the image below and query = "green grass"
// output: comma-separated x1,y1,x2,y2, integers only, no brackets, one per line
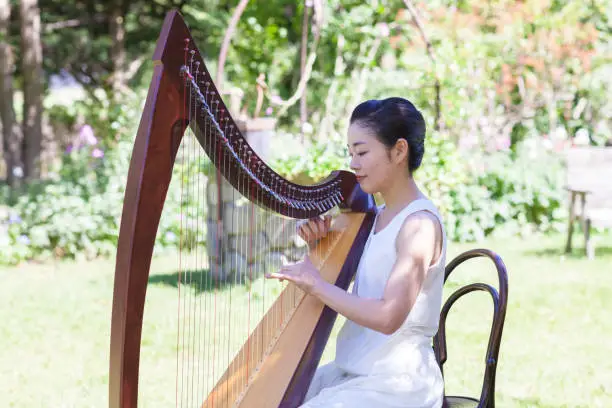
1,232,611,407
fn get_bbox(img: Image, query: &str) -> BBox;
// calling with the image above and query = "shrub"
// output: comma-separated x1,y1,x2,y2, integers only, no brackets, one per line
0,92,207,265
272,131,566,243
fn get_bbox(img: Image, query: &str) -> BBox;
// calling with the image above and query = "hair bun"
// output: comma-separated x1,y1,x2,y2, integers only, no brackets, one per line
350,97,427,174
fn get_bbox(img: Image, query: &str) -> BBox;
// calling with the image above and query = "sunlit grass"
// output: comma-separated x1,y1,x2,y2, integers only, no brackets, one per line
1,231,611,407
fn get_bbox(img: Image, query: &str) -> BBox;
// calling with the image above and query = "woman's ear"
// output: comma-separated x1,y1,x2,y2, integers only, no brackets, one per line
393,138,409,164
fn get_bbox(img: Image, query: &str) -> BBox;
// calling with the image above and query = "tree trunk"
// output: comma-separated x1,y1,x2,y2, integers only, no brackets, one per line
20,0,44,181
403,0,442,131
0,0,22,188
299,0,310,133
216,0,250,90
109,0,126,97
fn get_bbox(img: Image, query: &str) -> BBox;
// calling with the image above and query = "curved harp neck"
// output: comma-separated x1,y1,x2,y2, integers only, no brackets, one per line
151,10,374,218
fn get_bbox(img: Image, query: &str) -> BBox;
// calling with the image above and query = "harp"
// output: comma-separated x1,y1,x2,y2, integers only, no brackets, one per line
109,10,376,408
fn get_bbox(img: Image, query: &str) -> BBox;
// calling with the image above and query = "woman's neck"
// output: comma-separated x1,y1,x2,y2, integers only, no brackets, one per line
380,174,424,214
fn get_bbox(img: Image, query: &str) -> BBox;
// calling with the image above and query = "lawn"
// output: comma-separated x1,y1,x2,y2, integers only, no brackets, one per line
1,231,611,407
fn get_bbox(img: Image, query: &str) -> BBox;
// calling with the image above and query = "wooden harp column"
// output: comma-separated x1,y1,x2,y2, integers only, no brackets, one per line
109,10,376,408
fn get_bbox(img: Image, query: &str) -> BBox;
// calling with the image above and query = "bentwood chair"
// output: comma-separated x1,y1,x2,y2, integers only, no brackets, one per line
435,249,509,408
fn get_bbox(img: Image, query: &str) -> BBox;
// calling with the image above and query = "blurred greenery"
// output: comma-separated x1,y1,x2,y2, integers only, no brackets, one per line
2,3,612,408
1,0,612,264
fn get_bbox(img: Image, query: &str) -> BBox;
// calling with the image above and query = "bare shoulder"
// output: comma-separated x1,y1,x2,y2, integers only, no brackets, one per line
397,210,441,242
396,210,443,264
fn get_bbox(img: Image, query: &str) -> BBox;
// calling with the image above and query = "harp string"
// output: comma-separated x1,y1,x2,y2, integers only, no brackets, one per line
201,84,209,406
247,152,253,390
280,181,286,358
241,135,249,393
192,53,200,408
214,91,221,407
183,52,192,407
191,51,198,408
188,52,196,407
176,42,187,408
259,160,266,378
192,62,199,407
208,81,216,405
211,93,219,406
202,83,209,405
249,145,256,384
202,87,208,407
195,60,205,407
246,134,253,390
204,77,213,406
224,101,234,407
222,104,232,407
173,54,345,408
182,57,190,407
180,56,188,408
195,64,202,406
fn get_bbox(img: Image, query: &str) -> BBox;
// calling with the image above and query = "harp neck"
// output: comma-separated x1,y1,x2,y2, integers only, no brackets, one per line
151,10,374,219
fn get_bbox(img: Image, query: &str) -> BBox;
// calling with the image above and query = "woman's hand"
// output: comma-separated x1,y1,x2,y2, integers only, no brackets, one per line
297,215,332,245
265,256,326,295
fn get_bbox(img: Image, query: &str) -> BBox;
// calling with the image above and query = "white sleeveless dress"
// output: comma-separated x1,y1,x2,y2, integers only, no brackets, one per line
300,198,446,408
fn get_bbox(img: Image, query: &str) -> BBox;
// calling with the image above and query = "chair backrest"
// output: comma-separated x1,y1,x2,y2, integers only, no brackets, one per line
566,147,612,210
434,249,509,408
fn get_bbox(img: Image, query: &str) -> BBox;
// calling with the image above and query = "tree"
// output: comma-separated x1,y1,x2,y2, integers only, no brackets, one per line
38,0,192,93
20,0,43,180
0,0,22,188
109,0,127,97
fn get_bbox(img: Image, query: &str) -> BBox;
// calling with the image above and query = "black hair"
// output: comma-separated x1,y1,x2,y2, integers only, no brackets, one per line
349,97,426,173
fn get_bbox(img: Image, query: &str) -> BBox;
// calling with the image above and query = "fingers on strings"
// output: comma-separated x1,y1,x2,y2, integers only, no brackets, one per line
297,214,331,241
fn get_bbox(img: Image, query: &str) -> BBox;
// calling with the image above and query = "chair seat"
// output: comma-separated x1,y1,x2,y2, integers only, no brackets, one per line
586,208,612,227
446,396,480,408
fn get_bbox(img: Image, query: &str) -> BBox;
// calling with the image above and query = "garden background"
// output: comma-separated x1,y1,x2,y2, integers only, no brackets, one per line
1,0,611,407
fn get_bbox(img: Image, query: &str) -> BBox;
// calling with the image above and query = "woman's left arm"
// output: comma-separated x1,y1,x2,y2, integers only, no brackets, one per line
266,212,441,335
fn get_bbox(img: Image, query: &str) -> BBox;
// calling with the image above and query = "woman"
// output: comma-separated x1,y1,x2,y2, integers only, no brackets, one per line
266,97,446,408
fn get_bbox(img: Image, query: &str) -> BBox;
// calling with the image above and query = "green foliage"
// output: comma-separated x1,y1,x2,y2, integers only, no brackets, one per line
0,90,205,265
30,0,612,147
37,0,188,88
442,138,567,242
0,130,124,264
418,131,470,217
477,139,567,234
6,0,610,263
272,131,566,243
271,136,350,184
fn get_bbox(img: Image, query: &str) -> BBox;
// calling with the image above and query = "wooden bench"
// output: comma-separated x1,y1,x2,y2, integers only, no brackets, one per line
564,147,612,259
436,249,509,408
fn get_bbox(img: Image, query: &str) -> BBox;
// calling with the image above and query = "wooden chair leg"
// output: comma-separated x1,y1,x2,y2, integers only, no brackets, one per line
577,193,595,260
585,219,594,259
565,193,577,253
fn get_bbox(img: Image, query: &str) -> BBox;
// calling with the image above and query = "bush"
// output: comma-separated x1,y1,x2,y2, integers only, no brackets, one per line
0,92,207,265
0,85,567,265
475,139,567,236
272,135,349,184
272,131,566,243
441,138,567,242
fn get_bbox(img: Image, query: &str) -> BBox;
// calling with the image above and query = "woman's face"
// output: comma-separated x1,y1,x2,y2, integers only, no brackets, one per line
347,121,408,194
